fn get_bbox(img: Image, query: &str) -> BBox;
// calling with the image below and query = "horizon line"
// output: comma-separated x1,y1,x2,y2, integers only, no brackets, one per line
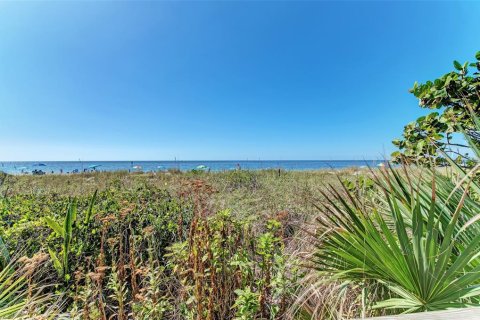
1,159,384,162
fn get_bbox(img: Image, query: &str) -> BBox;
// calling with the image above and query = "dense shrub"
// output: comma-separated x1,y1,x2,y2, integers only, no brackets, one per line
0,177,298,319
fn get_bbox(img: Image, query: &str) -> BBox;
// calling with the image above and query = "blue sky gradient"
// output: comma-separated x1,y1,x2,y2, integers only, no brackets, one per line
0,1,478,161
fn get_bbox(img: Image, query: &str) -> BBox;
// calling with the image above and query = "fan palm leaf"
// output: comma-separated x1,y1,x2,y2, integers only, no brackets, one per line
315,169,480,313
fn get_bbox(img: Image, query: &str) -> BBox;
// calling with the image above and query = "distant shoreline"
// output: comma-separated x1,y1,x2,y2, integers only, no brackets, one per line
0,160,381,163
0,160,385,175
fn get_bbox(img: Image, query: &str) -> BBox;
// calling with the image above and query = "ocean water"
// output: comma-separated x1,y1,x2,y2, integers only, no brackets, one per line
0,160,383,175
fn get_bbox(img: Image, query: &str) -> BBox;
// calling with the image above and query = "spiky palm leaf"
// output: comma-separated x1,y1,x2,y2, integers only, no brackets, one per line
314,169,480,313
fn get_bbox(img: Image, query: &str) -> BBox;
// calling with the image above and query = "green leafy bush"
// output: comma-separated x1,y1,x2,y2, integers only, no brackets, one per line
392,51,480,165
166,210,299,319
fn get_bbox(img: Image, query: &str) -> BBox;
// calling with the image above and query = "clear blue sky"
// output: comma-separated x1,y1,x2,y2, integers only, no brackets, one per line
0,1,478,161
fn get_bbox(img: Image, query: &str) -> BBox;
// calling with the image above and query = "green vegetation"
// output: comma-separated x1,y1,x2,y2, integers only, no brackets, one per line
0,169,353,319
3,163,480,318
4,160,478,318
44,195,94,282
392,51,480,166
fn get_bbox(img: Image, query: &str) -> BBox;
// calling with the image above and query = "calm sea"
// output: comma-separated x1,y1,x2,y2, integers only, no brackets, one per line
0,160,383,175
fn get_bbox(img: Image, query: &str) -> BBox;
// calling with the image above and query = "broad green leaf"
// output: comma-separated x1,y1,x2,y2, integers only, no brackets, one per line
84,190,97,225
48,248,62,275
453,60,463,70
44,217,64,237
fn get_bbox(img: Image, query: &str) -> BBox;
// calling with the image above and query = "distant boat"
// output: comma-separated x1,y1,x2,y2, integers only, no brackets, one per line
133,165,142,170
88,164,102,169
34,163,46,167
377,163,385,167
195,165,209,171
